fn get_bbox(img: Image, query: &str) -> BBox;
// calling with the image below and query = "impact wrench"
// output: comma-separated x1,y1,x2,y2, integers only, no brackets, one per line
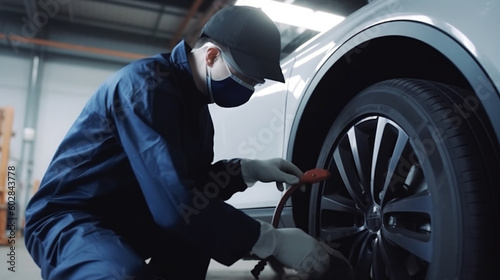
251,168,331,279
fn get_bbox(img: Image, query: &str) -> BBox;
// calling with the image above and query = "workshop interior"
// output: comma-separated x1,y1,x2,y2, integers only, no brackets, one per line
1,0,499,279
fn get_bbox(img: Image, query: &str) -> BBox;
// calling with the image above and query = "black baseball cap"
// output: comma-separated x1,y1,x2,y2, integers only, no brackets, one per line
201,6,285,83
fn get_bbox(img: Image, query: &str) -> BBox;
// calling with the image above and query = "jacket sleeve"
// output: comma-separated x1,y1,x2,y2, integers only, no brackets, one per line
107,70,259,265
195,159,249,201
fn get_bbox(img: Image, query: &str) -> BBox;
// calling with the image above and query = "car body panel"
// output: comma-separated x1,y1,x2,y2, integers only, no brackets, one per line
211,0,500,210
283,0,500,159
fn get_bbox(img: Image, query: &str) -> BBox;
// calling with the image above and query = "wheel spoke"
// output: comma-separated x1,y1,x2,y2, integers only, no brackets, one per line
347,127,372,193
384,192,432,215
381,225,432,262
381,129,409,198
319,194,364,240
352,232,373,280
334,146,367,207
321,194,362,214
371,117,391,203
320,225,365,241
378,235,413,280
372,237,387,280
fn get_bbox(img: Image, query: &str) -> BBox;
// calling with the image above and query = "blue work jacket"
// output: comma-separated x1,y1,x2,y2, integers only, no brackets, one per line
24,41,260,266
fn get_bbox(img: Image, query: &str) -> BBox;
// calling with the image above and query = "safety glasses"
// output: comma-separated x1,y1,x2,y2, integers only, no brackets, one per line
219,50,265,90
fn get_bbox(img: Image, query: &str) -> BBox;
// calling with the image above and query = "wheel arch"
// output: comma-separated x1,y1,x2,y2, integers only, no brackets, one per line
288,20,500,231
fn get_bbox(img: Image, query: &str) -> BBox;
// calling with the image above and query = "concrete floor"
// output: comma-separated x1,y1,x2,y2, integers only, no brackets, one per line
0,235,283,280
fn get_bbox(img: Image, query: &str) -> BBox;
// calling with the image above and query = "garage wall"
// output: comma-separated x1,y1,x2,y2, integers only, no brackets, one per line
0,47,124,188
0,48,31,165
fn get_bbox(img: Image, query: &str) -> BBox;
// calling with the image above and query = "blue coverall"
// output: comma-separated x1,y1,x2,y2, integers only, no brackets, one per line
24,41,260,280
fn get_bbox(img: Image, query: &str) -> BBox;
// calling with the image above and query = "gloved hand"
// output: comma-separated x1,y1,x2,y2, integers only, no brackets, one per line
251,221,331,277
240,158,303,191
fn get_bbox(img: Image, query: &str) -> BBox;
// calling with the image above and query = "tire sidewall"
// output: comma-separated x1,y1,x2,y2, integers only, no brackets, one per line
312,85,462,279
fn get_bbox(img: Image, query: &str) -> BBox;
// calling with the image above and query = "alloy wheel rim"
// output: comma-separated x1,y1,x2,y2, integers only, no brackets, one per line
318,116,433,279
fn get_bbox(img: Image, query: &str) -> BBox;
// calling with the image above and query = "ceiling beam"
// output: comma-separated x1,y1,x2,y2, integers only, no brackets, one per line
151,4,166,37
23,0,38,17
0,33,148,60
67,0,75,23
183,0,236,46
169,0,205,48
93,0,186,17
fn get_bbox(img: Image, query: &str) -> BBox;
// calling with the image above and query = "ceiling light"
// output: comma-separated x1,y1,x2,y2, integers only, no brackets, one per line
235,0,344,32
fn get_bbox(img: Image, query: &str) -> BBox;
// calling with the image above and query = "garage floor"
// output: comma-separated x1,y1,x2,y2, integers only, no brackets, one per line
0,236,281,280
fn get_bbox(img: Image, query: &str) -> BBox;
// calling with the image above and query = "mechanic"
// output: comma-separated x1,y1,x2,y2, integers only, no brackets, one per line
24,6,337,280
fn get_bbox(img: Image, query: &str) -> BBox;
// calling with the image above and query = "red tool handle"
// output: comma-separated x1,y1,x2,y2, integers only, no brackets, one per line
271,168,330,227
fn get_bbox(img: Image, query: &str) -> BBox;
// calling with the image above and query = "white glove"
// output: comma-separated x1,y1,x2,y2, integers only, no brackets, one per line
240,158,303,190
252,221,330,277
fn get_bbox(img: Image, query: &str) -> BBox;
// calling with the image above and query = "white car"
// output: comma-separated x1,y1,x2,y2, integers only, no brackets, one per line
212,0,500,279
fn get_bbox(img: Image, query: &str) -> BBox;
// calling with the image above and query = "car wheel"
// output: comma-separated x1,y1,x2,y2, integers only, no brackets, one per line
308,78,499,279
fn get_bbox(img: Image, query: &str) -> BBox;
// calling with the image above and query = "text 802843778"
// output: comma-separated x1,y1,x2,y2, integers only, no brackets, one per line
6,165,17,272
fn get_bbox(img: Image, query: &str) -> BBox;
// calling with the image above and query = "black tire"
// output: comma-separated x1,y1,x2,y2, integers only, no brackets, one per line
308,79,499,279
